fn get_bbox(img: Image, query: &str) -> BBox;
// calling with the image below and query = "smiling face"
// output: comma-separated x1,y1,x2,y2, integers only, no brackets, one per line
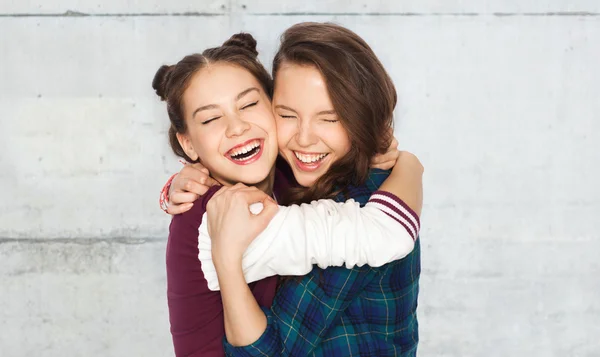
176,63,278,188
273,63,352,187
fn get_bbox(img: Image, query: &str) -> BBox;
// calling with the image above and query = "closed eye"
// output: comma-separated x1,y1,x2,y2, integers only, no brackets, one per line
202,117,221,125
322,119,338,123
241,101,258,110
279,114,297,119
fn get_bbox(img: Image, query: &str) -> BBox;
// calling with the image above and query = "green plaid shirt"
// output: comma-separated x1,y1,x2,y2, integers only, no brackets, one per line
225,169,421,356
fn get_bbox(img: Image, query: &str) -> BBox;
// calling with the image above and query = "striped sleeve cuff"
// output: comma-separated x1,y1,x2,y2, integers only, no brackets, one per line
366,190,421,241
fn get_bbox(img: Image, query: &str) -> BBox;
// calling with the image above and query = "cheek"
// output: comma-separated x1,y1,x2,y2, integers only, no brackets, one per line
262,113,278,136
328,127,352,155
251,107,276,130
276,120,295,148
192,130,221,161
253,111,279,146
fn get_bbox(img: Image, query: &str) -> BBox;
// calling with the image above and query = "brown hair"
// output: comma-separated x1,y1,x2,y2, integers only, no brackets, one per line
152,33,273,162
273,22,397,204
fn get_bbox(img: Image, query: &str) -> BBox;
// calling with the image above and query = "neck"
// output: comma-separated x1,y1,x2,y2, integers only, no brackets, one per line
216,167,276,197
254,167,276,197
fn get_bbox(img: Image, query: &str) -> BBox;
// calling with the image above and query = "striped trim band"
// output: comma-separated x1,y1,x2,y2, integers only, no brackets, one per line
367,190,420,240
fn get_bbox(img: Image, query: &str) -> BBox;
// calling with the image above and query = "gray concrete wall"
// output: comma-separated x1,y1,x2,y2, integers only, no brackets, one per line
1,1,598,356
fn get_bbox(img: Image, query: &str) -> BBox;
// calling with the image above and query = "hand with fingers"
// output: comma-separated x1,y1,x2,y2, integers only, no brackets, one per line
371,135,400,170
165,163,219,215
206,183,279,264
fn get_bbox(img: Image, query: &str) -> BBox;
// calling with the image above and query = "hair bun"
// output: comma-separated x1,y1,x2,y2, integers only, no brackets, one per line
152,64,173,100
223,33,258,57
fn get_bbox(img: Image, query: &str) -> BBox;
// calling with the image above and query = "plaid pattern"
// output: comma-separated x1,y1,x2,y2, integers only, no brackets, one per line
224,169,421,356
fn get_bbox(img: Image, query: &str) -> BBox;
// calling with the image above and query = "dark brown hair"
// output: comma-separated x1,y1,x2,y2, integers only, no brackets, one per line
273,22,397,204
152,33,273,162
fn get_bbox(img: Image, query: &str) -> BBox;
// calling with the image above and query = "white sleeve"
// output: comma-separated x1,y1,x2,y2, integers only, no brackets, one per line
198,191,420,291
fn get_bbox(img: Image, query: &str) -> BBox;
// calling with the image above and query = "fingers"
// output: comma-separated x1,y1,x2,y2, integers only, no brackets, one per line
235,187,271,205
371,148,400,170
171,164,213,194
211,183,247,199
190,165,219,187
383,127,398,151
370,160,396,170
389,136,399,150
168,174,180,197
385,126,394,142
172,176,211,196
258,198,279,220
202,176,219,188
189,162,208,173
371,154,386,165
166,202,194,215
380,149,400,163
371,140,400,165
170,191,200,205
210,184,275,209
180,164,209,183
251,198,279,234
230,183,249,191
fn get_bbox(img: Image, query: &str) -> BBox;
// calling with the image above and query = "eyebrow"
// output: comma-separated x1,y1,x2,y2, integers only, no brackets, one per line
274,105,336,116
192,87,260,118
192,104,218,118
317,110,336,115
236,87,259,101
274,104,297,113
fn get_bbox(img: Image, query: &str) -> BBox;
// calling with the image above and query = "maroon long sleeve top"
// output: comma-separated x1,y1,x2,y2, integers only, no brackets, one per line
166,163,291,356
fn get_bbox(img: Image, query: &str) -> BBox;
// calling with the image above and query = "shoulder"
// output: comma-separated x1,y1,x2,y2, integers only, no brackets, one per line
365,168,391,189
340,169,391,205
167,185,221,263
170,185,222,230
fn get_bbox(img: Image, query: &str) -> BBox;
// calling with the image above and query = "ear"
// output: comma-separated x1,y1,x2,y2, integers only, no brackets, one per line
176,132,199,161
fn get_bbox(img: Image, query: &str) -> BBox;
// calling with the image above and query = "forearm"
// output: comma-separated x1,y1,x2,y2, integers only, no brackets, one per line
215,257,267,347
379,154,424,216
224,266,378,356
199,192,419,291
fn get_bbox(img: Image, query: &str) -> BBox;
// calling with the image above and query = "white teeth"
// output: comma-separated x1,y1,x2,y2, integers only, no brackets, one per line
232,148,260,161
294,152,328,164
230,140,261,158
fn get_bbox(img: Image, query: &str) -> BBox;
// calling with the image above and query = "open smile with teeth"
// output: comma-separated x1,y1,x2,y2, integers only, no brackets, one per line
294,151,329,164
227,139,262,161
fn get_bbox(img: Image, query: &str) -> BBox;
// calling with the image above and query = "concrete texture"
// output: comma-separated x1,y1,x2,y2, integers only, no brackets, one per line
1,1,599,356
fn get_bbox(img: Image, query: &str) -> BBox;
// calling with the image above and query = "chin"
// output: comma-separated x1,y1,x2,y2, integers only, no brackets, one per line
239,166,273,185
293,173,319,188
241,175,270,185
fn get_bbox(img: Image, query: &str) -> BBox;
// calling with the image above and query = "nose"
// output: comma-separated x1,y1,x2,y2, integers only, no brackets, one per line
295,122,318,147
225,113,251,138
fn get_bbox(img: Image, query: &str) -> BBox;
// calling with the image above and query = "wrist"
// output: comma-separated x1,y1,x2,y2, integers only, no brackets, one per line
159,173,178,213
212,248,243,271
214,255,246,289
